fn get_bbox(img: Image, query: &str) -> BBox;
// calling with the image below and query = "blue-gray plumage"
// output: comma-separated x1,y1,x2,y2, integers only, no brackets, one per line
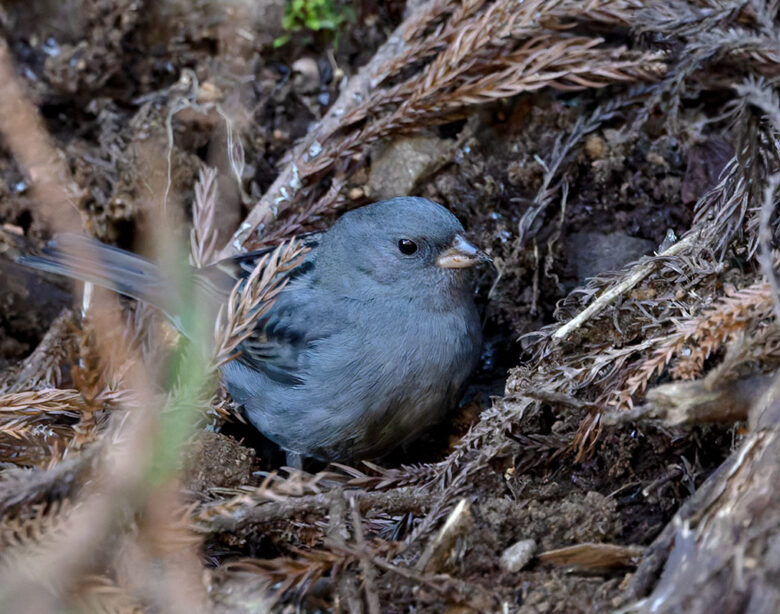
19,197,487,462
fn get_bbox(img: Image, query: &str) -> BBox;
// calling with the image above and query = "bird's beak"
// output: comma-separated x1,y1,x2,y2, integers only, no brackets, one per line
436,234,491,269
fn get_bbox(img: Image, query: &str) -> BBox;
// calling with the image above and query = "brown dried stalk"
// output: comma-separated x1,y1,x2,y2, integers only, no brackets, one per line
0,450,99,515
339,38,661,149
692,156,748,255
441,244,723,478
2,20,213,613
758,174,780,323
212,239,308,367
340,5,661,131
2,310,75,394
0,387,129,467
635,0,748,38
553,232,702,342
435,230,750,489
223,549,345,600
0,500,78,592
0,388,125,417
690,83,780,259
610,280,774,409
622,380,780,610
0,102,205,614
0,39,82,233
0,426,74,468
193,486,432,536
223,529,407,606
630,3,780,129
190,165,220,268
334,461,438,491
2,507,142,611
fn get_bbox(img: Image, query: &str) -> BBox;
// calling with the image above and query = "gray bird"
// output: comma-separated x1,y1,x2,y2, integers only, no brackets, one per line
19,197,487,463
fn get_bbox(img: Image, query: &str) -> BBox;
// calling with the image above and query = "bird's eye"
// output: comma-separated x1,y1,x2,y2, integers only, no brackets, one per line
397,239,418,255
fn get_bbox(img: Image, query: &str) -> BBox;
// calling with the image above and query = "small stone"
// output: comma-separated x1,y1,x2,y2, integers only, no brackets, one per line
348,187,364,200
585,134,607,160
567,231,655,285
196,80,223,104
500,538,536,573
292,57,320,94
551,420,566,434
2,223,24,235
367,134,454,200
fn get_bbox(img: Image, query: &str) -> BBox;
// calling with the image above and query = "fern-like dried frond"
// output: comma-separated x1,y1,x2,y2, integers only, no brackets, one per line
212,239,308,367
222,549,345,600
0,388,125,417
332,461,437,491
0,499,75,561
0,450,97,515
190,165,220,268
1,310,75,394
0,388,127,465
610,280,774,408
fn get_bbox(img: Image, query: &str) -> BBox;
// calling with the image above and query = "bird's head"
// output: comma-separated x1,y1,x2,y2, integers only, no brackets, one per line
316,197,489,302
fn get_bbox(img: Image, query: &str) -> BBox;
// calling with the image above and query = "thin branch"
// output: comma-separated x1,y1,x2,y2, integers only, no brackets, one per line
553,231,700,341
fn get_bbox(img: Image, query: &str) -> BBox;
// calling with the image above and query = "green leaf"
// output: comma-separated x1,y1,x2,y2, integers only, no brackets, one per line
274,33,291,48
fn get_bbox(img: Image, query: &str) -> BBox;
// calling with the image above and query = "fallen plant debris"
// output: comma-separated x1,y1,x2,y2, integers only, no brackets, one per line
1,0,780,612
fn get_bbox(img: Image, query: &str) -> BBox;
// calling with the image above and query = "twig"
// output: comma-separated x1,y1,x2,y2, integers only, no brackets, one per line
349,496,381,614
326,540,451,595
553,231,699,340
193,487,432,535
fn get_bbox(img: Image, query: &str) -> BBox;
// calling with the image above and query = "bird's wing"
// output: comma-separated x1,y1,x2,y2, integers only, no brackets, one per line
198,233,323,385
236,294,312,385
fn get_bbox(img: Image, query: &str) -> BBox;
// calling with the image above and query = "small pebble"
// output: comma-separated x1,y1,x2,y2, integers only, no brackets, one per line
500,538,536,573
291,57,320,94
585,134,606,160
658,228,677,252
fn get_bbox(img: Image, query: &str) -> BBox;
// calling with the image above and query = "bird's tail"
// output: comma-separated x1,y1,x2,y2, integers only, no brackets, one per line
18,233,176,315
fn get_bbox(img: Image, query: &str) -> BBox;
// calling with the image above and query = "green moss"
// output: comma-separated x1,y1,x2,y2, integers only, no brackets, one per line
274,0,355,48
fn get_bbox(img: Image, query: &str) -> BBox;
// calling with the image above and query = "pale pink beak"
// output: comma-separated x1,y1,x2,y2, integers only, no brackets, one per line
436,234,491,269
